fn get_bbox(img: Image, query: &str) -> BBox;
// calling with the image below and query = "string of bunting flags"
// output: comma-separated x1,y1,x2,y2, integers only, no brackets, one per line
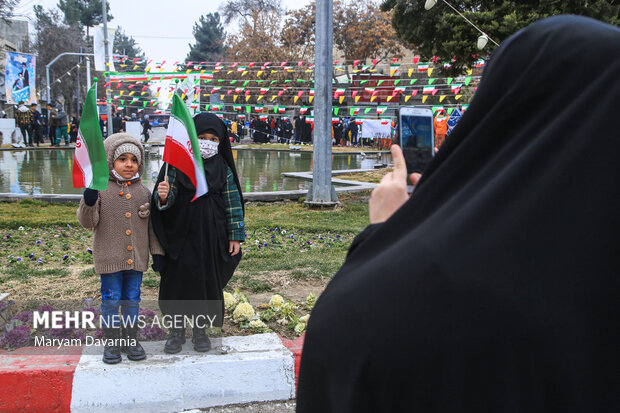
101,56,484,116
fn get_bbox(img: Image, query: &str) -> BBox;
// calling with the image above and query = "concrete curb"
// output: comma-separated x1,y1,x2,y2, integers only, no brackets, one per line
0,333,304,412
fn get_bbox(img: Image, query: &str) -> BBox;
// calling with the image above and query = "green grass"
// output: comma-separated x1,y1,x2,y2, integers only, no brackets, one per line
0,197,370,299
246,200,369,233
142,270,160,289
0,197,370,233
79,267,97,278
0,199,80,229
0,264,69,284
236,246,347,279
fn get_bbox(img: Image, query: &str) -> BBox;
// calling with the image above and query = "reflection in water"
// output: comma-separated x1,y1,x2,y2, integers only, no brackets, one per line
0,148,392,195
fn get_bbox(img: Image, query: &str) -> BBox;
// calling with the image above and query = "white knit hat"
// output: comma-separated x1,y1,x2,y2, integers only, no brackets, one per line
114,143,141,165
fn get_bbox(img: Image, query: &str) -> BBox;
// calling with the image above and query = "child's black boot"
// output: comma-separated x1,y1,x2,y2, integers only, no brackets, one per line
164,328,185,354
192,327,211,352
102,327,122,364
125,326,146,361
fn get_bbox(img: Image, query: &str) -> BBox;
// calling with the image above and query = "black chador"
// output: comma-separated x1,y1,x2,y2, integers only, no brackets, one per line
297,16,620,413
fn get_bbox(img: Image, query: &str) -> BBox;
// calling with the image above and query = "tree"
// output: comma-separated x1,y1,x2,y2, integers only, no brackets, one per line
185,12,225,63
57,0,112,35
220,0,282,30
220,0,284,62
114,26,145,61
282,1,408,78
381,0,620,74
333,0,406,75
33,5,88,114
0,0,18,23
280,3,316,62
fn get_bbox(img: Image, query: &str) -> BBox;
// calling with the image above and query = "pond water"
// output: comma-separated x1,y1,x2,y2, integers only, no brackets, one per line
0,148,391,195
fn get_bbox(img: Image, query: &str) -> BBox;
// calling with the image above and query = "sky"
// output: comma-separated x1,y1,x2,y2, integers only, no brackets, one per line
15,0,312,65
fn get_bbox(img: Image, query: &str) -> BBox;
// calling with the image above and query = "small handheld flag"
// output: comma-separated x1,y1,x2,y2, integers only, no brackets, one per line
163,94,208,201
73,81,108,191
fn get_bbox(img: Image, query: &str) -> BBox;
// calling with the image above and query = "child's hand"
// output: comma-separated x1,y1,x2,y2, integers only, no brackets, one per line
83,189,98,206
157,176,169,203
229,240,241,256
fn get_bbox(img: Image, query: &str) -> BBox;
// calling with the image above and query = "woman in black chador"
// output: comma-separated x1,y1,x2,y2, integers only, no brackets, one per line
151,113,245,354
296,16,619,413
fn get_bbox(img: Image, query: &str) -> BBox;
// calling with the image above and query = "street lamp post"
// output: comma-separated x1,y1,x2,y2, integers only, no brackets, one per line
306,0,338,206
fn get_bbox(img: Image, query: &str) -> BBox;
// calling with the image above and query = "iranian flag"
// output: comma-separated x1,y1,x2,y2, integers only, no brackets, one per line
163,94,208,201
72,83,108,191
417,63,430,72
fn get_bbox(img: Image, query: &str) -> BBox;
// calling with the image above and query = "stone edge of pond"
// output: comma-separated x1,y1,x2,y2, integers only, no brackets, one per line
0,181,376,203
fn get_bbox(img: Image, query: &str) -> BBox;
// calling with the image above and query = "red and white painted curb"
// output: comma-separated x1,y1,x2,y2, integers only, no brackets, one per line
0,333,305,412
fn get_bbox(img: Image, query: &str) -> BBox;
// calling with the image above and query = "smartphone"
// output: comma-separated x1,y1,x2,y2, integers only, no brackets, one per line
398,107,435,176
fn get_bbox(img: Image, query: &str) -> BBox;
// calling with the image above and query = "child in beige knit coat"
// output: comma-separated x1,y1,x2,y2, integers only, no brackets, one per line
77,133,164,364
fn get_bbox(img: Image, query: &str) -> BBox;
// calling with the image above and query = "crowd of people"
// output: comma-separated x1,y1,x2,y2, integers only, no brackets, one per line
11,100,78,147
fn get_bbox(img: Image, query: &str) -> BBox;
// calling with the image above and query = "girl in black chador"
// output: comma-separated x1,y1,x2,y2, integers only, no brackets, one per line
151,113,245,354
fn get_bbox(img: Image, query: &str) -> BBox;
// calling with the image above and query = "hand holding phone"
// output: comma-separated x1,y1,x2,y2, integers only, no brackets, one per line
369,145,411,224
399,107,435,176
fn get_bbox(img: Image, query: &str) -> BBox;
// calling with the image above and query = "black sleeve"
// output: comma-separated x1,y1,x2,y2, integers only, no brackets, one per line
347,223,383,257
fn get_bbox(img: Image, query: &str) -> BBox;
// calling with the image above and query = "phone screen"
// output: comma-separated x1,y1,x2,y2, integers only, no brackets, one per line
400,113,434,174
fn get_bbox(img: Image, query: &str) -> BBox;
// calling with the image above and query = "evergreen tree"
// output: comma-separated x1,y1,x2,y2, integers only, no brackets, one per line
57,0,112,35
0,0,18,23
381,0,620,74
185,12,225,63
114,26,145,61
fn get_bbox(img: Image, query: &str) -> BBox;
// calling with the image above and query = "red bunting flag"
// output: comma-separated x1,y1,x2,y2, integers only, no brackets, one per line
353,59,360,67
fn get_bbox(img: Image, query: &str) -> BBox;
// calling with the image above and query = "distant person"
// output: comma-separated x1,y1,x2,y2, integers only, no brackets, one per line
347,118,358,146
54,104,69,146
47,103,58,144
15,101,33,147
30,103,42,146
297,16,620,413
283,118,293,143
112,111,124,134
70,117,80,143
293,116,301,143
141,115,152,143
434,112,448,151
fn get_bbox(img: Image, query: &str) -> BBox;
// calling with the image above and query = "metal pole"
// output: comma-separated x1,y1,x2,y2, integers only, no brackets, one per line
46,52,94,104
308,0,337,205
102,1,113,136
76,47,82,116
86,57,91,89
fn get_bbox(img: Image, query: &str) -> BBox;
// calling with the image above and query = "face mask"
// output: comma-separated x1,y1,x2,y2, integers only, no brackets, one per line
112,169,140,182
199,139,219,159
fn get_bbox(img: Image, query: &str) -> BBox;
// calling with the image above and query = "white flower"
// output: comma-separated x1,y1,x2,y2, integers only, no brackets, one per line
299,314,310,324
18,226,24,231
233,302,255,323
248,319,267,330
269,294,285,311
223,291,238,311
281,230,287,234
294,322,306,335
